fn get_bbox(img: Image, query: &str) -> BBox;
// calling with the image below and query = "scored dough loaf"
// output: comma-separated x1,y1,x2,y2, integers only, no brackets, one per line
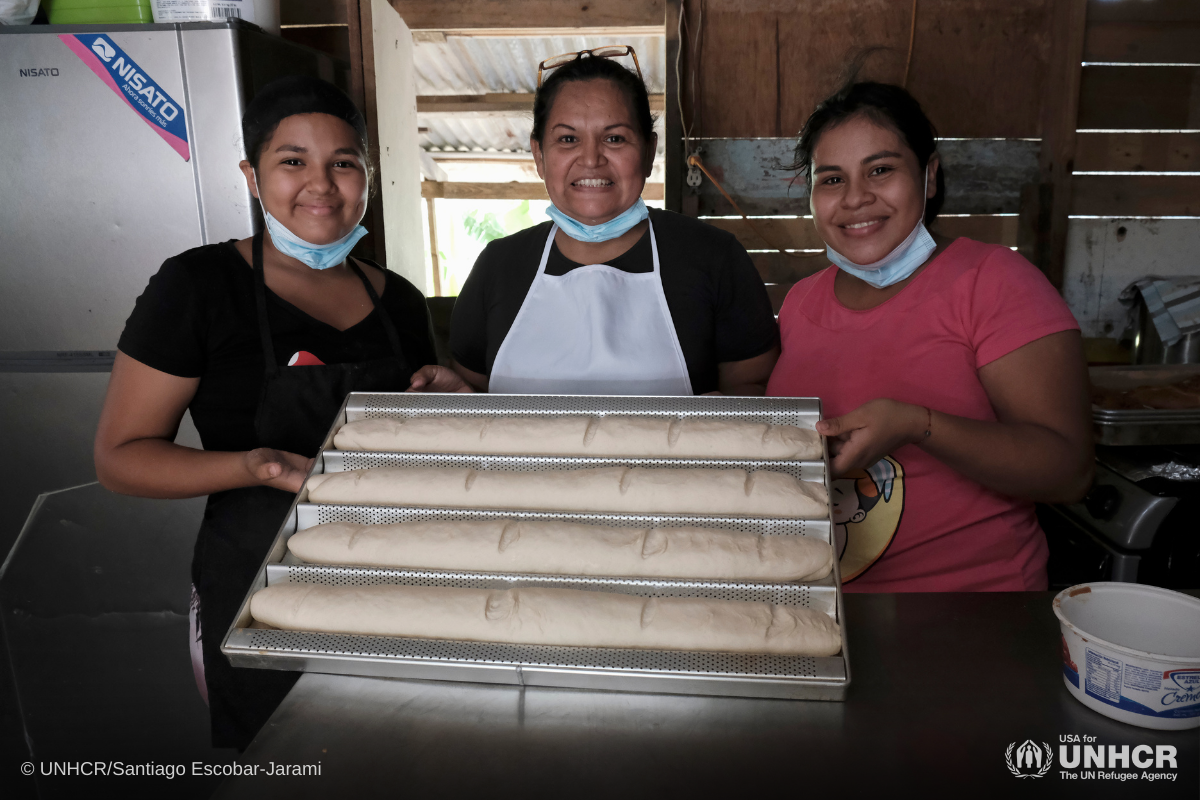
333,415,822,461
288,518,833,582
251,582,842,657
306,466,828,519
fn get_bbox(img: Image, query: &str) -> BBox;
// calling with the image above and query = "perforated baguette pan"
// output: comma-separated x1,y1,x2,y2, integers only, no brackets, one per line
222,393,850,701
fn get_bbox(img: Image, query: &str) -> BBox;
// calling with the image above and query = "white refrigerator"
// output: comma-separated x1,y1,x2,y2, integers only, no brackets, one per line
0,19,348,561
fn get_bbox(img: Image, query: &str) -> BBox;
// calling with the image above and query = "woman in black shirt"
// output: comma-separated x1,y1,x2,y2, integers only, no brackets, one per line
94,76,436,750
411,51,778,396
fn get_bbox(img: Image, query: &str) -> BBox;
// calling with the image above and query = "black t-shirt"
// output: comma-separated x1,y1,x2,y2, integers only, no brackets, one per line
450,208,778,395
118,241,437,453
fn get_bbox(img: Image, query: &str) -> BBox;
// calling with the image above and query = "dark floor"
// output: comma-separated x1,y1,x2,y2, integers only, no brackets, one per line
0,485,236,799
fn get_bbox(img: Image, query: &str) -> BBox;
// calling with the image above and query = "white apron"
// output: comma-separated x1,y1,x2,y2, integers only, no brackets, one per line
489,222,693,395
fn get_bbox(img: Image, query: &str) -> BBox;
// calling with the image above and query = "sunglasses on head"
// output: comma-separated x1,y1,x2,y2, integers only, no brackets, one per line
537,45,643,88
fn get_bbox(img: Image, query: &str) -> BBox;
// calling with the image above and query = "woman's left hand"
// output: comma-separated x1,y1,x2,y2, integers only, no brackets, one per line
816,399,926,477
407,365,474,393
244,447,315,494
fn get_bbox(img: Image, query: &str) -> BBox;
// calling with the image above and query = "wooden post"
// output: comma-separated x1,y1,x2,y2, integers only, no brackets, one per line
345,0,388,267
1035,0,1089,290
426,196,442,297
345,0,366,110
664,0,683,213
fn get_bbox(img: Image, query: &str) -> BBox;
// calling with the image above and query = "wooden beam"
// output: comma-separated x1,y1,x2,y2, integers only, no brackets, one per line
692,138,1042,217
421,182,665,201
751,252,828,284
413,26,664,38
361,0,388,266
695,0,1052,140
705,214,1019,252
1071,175,1200,216
1035,0,1089,291
345,0,366,110
426,197,442,297
1086,0,1200,25
1084,22,1200,63
704,217,823,251
663,0,683,213
1015,181,1050,267
1078,66,1200,130
280,26,352,62
344,0,388,265
1075,132,1200,171
417,93,665,115
389,0,664,30
929,215,1022,247
281,0,349,26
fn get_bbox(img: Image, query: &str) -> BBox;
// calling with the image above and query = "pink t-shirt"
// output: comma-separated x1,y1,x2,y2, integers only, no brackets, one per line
767,238,1080,593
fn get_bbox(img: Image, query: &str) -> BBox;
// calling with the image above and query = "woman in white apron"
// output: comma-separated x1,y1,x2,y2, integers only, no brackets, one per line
411,49,780,397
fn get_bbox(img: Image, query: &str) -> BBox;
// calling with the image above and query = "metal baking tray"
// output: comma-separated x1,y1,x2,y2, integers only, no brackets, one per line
1091,366,1200,445
222,393,848,701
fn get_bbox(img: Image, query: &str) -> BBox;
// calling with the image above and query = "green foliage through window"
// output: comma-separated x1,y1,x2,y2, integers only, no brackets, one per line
463,210,507,243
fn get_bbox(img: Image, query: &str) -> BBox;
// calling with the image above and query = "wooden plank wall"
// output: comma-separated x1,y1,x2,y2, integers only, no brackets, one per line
1061,0,1200,358
680,0,1052,140
676,0,1200,317
279,1,351,62
1073,0,1200,219
674,0,1054,311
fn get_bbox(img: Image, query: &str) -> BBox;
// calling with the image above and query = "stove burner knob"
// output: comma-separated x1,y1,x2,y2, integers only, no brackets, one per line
1084,484,1121,520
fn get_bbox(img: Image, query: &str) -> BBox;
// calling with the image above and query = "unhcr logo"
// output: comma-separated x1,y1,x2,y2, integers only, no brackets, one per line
1005,740,1053,778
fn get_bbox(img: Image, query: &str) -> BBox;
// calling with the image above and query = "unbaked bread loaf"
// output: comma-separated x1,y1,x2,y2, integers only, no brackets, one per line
334,415,822,461
306,466,828,519
250,582,842,657
288,518,832,581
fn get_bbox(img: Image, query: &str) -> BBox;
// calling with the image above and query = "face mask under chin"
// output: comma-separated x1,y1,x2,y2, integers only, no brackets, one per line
546,198,650,243
254,174,368,270
823,169,935,289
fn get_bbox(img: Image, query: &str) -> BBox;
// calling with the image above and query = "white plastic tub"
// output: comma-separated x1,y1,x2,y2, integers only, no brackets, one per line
1053,583,1200,730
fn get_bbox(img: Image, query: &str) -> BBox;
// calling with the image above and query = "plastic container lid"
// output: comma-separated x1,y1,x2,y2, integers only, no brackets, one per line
48,0,154,25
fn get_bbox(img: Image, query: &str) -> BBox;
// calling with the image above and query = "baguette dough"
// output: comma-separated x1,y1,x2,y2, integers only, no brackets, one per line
334,415,822,461
251,582,842,657
306,466,828,519
288,518,833,581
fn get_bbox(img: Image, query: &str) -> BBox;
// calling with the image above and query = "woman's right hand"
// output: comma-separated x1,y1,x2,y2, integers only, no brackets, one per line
408,365,475,393
243,448,314,493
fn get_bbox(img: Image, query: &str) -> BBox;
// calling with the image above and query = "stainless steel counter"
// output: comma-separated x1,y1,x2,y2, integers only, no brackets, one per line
216,591,1199,798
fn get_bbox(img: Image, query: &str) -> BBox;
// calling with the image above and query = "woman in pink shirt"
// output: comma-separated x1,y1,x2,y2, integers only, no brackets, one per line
767,82,1093,592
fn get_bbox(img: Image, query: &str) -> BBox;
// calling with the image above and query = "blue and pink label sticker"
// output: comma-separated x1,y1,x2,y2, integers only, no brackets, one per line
59,33,190,161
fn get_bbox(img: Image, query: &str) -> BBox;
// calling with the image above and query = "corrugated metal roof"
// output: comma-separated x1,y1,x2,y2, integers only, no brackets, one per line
422,116,535,153
415,34,665,154
421,115,666,155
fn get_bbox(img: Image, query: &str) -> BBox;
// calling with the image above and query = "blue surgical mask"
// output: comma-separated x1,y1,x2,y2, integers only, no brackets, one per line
255,176,367,270
546,198,649,243
825,170,936,289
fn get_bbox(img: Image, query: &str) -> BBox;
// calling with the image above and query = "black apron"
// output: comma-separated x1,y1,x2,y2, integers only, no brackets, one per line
193,232,411,750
